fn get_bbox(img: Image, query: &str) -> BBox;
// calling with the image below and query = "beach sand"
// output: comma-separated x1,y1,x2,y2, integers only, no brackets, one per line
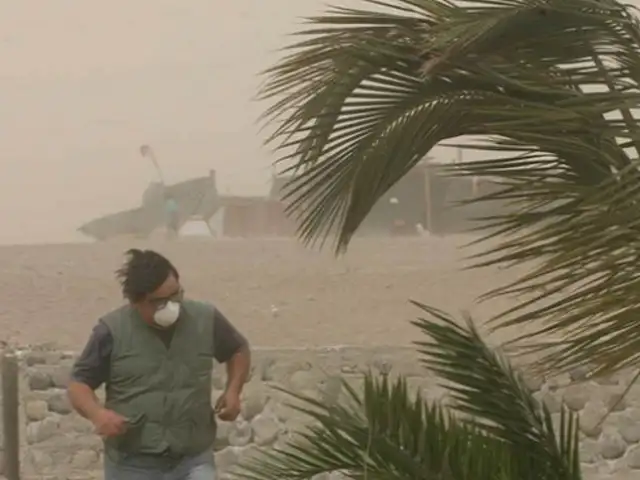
0,235,534,350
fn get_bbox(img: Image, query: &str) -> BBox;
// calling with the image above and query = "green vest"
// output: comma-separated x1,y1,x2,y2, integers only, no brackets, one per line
102,300,216,457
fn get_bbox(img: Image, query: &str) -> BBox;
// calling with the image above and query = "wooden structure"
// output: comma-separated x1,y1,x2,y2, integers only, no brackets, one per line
219,196,295,237
77,170,219,241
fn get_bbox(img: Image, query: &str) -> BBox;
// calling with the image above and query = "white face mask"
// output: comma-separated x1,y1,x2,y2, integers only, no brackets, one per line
153,301,181,328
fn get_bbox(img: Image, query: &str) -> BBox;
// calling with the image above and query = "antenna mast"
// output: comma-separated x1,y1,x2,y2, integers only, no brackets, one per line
139,144,166,185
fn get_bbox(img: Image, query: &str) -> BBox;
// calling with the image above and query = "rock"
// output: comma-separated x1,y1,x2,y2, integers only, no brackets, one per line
28,370,52,391
215,420,232,450
545,374,569,392
320,376,343,405
229,420,253,447
257,358,275,381
569,366,590,382
621,422,640,444
47,391,73,415
329,472,350,480
26,415,60,444
580,438,600,464
598,431,627,460
522,372,544,392
562,385,588,412
340,364,359,375
71,449,99,469
235,444,261,464
25,450,54,470
215,447,240,474
540,392,561,414
594,374,619,386
49,365,71,388
626,444,640,469
372,359,392,376
251,412,281,446
25,400,49,422
607,392,628,412
59,414,94,434
25,353,47,366
241,386,268,421
290,370,320,391
580,402,606,439
580,463,601,479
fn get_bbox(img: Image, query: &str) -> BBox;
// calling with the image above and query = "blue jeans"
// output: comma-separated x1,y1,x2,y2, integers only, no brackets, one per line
104,450,215,480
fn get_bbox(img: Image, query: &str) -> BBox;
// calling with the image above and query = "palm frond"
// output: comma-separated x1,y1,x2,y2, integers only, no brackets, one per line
260,0,640,376
231,376,508,480
231,308,581,480
260,0,640,250
412,302,581,480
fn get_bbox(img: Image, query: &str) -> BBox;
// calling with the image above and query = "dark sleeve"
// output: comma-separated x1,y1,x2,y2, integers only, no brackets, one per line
213,308,249,363
70,320,113,390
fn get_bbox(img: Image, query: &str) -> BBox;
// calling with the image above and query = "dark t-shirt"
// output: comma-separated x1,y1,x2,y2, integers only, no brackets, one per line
71,307,248,390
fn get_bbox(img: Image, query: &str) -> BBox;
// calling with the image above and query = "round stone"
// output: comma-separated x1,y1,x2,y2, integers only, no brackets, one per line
241,385,269,421
606,392,628,413
26,415,60,444
522,372,544,392
229,420,253,447
28,371,53,391
626,444,640,469
71,449,99,469
569,366,590,382
621,422,640,445
25,400,48,422
562,385,588,412
46,391,73,415
25,353,47,367
599,431,627,460
49,365,72,388
540,392,561,414
580,438,600,464
580,402,606,439
215,420,231,448
215,447,240,475
251,411,281,446
289,371,320,391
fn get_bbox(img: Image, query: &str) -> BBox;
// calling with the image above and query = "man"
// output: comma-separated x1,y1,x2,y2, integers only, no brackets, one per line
67,249,251,480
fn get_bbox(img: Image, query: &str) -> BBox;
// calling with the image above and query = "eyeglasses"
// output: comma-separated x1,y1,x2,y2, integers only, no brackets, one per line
148,288,184,309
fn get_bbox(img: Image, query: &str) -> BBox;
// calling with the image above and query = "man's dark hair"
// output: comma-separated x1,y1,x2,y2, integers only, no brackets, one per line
115,249,179,302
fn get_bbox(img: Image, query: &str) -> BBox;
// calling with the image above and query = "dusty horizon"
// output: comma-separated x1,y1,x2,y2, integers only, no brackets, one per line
0,0,474,245
0,0,322,244
3,0,623,245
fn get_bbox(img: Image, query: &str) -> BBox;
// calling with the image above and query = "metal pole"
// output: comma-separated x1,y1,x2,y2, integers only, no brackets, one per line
2,351,20,480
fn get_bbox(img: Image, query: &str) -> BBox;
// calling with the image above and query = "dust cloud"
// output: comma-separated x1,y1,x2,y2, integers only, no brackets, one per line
0,0,536,350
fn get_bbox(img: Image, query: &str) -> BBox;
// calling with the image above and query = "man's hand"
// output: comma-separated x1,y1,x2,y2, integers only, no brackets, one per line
90,408,128,438
215,390,241,421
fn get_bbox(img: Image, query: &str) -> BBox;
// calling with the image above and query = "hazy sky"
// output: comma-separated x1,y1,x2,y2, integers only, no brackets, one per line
4,1,622,244
0,0,323,244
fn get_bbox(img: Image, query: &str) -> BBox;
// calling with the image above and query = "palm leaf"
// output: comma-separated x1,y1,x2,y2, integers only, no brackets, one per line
231,308,581,480
259,0,640,376
412,302,581,480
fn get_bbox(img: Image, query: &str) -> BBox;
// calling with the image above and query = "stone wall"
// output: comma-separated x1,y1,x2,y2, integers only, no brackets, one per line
4,345,640,479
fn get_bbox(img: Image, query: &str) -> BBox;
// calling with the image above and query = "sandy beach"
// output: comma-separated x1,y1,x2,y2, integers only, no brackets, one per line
0,235,531,351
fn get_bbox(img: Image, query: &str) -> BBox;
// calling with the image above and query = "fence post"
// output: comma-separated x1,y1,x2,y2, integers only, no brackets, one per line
2,350,20,480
